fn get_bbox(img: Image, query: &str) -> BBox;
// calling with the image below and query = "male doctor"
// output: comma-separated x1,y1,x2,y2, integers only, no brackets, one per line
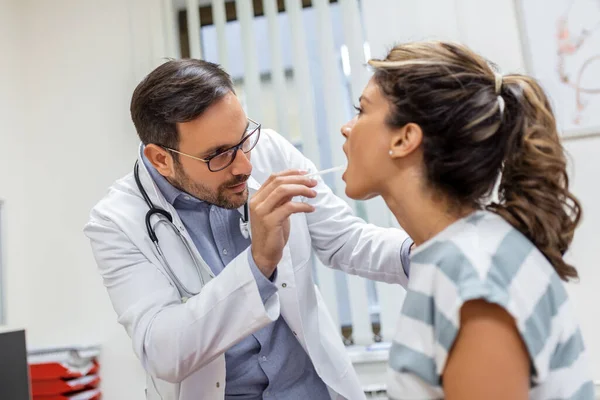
84,59,412,400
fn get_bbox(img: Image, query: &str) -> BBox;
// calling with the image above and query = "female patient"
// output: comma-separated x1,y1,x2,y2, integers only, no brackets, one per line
340,41,593,399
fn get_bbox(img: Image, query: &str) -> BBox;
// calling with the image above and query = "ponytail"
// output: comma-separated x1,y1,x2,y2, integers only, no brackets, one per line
488,75,582,281
367,41,582,281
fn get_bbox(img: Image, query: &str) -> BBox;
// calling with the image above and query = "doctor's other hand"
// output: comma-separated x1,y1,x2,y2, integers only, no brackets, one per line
249,170,317,278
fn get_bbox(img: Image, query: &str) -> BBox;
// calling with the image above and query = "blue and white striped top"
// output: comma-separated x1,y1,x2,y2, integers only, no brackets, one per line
387,210,594,399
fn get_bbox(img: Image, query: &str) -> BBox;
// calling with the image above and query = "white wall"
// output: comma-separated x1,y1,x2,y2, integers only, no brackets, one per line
363,0,600,382
21,1,146,398
0,0,173,398
563,135,600,381
0,0,30,330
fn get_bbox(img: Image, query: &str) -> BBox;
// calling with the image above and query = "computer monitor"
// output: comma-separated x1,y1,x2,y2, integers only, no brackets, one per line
0,328,31,400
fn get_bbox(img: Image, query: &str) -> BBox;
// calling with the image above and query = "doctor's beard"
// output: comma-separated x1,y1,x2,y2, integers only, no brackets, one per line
171,160,249,209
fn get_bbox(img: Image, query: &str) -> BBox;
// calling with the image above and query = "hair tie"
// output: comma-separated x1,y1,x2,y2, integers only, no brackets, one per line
495,73,505,118
494,72,503,95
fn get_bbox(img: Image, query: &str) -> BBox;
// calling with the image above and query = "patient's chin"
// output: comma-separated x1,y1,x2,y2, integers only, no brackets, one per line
344,183,378,201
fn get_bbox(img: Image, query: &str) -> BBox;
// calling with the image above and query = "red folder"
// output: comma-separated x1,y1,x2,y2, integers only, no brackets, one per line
33,388,101,400
31,375,100,396
28,346,100,381
29,359,99,381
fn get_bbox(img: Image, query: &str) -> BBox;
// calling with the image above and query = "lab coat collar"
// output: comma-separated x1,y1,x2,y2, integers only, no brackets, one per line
247,175,261,192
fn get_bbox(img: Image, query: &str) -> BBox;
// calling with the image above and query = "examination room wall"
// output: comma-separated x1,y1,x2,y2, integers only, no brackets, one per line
0,0,159,398
0,0,598,398
0,0,30,331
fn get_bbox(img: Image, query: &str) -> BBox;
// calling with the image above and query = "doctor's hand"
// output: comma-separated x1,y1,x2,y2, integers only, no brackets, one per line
249,170,318,278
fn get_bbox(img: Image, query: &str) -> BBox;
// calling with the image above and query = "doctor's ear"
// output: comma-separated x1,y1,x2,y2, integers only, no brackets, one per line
388,123,423,159
144,144,175,177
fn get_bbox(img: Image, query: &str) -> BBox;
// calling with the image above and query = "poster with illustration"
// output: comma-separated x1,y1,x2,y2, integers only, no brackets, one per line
517,0,600,138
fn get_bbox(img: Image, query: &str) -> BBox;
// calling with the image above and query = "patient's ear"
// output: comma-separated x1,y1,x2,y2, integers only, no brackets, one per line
388,123,423,159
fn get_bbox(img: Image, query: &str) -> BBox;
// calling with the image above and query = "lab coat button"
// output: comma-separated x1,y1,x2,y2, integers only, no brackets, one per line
281,283,287,288
292,331,297,336
261,356,267,361
222,248,228,255
216,382,220,388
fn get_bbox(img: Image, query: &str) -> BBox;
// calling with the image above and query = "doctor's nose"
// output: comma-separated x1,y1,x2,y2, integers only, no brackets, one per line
230,149,252,176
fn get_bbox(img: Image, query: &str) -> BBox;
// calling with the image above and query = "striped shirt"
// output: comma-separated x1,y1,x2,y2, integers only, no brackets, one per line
387,210,594,399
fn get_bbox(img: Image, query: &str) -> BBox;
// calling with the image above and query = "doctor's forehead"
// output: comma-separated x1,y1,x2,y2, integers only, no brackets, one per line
176,93,248,152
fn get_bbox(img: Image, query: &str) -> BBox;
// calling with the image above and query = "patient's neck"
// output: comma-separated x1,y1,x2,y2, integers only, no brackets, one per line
382,177,474,247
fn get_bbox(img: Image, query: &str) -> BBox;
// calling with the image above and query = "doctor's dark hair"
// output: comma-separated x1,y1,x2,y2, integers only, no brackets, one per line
130,59,235,149
369,41,581,281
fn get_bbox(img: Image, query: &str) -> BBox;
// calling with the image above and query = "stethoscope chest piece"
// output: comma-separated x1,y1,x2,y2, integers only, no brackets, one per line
240,202,250,239
239,218,250,239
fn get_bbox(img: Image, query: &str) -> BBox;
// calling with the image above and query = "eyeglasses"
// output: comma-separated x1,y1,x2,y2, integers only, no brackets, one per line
163,118,261,172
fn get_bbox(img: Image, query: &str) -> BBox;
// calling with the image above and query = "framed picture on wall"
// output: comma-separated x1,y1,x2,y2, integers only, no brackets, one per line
515,0,600,139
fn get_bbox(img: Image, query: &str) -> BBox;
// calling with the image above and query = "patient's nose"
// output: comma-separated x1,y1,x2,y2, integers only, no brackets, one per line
340,116,357,138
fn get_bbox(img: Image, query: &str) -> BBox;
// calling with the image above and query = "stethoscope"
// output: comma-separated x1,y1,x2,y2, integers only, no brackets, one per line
133,161,250,299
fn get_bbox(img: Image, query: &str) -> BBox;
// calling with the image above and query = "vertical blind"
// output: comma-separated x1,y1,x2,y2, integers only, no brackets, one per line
162,0,406,346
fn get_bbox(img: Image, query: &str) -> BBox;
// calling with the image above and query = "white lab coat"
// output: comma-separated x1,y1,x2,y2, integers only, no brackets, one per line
84,129,409,400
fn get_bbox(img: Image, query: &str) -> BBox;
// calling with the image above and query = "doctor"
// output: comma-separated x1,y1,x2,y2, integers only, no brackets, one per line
84,59,412,400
